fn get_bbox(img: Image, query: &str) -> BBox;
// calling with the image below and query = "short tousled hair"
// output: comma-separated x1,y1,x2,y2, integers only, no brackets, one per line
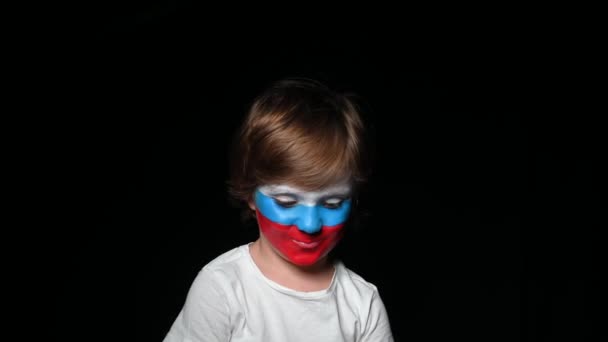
228,78,371,217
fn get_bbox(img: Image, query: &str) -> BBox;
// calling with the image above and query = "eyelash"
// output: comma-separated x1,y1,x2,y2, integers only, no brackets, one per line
274,199,297,208
322,201,344,209
273,199,345,209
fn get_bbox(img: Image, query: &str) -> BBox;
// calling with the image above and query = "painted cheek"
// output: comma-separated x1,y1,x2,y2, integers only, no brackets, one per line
255,211,345,266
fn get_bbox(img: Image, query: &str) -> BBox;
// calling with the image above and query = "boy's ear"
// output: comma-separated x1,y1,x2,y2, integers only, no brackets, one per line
248,198,256,211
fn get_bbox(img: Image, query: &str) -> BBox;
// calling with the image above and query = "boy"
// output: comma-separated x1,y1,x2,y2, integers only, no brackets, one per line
164,78,393,341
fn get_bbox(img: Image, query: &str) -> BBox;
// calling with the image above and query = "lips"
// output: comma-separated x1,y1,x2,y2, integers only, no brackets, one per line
288,229,324,248
291,239,320,249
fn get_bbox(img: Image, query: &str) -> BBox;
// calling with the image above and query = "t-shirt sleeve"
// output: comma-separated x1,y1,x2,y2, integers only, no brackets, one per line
361,290,394,342
163,269,231,342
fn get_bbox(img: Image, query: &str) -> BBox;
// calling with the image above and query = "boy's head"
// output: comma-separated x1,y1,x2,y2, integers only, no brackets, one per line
229,78,369,204
228,78,370,265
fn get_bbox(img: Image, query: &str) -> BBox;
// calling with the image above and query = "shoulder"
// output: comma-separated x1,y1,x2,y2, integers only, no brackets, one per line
336,262,379,293
166,246,247,341
182,244,251,308
196,244,251,284
203,244,249,271
334,262,382,303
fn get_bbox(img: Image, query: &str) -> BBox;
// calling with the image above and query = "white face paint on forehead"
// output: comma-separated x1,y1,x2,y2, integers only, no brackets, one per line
258,182,352,206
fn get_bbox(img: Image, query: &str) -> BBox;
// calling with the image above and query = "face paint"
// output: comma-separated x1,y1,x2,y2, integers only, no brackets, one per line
254,183,352,266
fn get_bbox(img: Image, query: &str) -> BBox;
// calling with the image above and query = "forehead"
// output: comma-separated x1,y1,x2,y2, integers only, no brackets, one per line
258,181,352,197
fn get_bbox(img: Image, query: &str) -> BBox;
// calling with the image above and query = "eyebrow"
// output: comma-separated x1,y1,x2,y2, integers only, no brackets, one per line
268,192,298,198
267,191,351,200
260,184,353,197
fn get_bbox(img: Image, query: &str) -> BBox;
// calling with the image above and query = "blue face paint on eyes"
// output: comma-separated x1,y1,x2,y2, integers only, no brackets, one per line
254,190,352,234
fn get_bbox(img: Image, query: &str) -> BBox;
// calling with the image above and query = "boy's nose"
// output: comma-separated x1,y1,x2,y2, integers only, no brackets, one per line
295,207,323,234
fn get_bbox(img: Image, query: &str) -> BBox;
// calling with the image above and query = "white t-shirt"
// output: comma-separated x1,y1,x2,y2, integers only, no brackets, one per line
163,244,393,342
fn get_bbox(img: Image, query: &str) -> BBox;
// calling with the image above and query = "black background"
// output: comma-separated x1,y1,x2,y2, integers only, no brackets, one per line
54,3,598,341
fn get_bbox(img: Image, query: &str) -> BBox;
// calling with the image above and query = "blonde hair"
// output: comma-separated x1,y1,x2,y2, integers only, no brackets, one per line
228,78,370,217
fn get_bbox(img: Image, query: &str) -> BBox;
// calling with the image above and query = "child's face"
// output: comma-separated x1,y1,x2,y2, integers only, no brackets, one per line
253,182,352,266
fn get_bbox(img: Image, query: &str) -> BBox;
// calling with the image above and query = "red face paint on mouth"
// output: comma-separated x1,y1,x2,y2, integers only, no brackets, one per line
256,210,345,266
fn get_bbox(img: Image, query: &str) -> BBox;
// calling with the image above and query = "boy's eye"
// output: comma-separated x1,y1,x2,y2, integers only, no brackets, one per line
323,199,344,209
273,196,297,208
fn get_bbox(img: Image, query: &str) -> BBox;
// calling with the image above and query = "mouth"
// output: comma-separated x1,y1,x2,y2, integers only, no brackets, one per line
291,239,320,249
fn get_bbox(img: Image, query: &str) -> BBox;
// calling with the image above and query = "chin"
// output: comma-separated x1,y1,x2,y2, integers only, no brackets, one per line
284,250,330,267
289,256,320,267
